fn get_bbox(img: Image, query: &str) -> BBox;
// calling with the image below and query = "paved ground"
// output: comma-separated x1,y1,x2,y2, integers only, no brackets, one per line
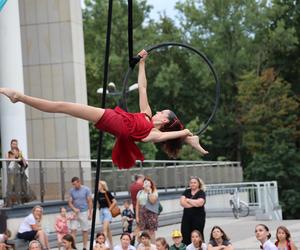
52,216,300,250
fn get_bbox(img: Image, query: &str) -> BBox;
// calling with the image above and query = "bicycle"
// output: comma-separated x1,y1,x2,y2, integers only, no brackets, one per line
229,187,250,219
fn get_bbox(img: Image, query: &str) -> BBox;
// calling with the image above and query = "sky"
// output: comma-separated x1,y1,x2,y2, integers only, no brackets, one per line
147,0,179,20
80,0,179,21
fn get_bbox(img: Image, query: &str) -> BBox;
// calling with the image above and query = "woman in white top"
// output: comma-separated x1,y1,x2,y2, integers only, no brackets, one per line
113,233,136,250
136,177,159,242
17,205,49,249
186,230,207,250
255,224,277,250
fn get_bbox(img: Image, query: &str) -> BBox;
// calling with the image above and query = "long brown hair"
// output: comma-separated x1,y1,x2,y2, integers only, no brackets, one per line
209,226,230,242
62,234,77,249
191,230,203,248
144,176,157,192
276,226,291,241
160,110,184,158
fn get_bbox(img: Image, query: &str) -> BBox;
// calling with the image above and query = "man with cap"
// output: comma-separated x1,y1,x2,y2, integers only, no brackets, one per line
170,230,186,250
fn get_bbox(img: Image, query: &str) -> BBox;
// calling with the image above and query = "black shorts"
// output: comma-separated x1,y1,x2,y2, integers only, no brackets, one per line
17,230,38,241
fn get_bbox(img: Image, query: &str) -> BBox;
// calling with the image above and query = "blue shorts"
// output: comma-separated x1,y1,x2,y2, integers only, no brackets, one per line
99,207,112,223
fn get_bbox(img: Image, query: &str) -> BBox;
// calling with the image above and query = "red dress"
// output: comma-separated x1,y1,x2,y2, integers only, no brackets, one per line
95,106,154,169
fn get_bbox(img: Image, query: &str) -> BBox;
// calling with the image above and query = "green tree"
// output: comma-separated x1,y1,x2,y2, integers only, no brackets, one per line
264,0,300,93
175,0,272,161
237,69,300,218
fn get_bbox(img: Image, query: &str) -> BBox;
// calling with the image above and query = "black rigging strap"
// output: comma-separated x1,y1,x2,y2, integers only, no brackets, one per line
89,0,113,249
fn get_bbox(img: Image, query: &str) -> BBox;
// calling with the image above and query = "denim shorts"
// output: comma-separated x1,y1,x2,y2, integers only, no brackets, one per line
99,207,112,223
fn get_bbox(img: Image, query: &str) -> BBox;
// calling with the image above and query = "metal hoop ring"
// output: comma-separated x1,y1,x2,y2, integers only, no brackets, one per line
121,42,220,135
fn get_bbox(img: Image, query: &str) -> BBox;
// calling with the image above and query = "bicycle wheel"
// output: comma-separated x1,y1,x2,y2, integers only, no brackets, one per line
229,200,238,219
238,201,250,217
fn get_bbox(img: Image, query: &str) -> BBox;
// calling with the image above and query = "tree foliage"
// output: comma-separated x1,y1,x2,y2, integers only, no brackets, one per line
237,69,300,218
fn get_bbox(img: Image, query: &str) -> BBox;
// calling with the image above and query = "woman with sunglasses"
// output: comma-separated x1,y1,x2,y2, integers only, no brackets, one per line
180,177,206,245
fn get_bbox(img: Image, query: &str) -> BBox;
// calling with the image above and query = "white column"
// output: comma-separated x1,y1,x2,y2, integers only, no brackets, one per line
0,0,28,195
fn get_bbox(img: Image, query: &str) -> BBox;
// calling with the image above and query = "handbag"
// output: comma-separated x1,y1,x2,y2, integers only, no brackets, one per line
104,192,121,218
145,194,163,215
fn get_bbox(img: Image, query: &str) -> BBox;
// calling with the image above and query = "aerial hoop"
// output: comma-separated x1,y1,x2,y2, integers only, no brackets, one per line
120,42,221,135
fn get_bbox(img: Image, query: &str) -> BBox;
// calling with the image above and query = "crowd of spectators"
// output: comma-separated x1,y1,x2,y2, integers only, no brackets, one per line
0,175,298,250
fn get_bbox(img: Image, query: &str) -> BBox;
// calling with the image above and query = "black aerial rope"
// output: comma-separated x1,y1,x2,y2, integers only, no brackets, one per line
119,0,134,111
119,0,140,111
128,0,133,66
120,42,221,135
89,0,113,249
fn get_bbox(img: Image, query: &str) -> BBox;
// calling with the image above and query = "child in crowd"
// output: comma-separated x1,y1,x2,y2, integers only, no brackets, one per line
275,226,298,250
55,207,71,250
62,234,77,250
137,232,156,250
93,232,110,250
170,230,186,250
156,237,169,250
255,224,277,250
186,230,207,250
122,200,134,233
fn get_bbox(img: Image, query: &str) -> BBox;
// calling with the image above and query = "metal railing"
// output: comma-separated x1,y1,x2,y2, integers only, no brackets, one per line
204,181,282,220
0,158,243,205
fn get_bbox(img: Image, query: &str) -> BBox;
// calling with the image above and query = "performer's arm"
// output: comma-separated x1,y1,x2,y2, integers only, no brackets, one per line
138,50,152,118
143,129,192,143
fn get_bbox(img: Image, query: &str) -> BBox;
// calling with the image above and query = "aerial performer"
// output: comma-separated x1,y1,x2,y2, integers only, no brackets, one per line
0,50,208,169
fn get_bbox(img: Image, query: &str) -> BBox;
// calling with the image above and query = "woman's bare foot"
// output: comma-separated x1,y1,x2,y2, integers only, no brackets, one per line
0,88,21,103
185,135,209,155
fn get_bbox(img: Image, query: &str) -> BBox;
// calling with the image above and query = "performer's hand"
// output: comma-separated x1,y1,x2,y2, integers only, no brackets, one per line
183,129,193,137
138,49,148,61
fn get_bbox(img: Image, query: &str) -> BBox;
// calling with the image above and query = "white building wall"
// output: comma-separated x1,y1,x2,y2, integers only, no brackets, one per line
0,0,28,195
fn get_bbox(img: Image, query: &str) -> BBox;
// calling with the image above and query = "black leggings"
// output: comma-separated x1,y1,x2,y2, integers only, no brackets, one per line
181,213,206,245
17,230,37,241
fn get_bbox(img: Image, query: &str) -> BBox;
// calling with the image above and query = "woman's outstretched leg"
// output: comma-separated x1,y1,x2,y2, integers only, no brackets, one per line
0,88,104,123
